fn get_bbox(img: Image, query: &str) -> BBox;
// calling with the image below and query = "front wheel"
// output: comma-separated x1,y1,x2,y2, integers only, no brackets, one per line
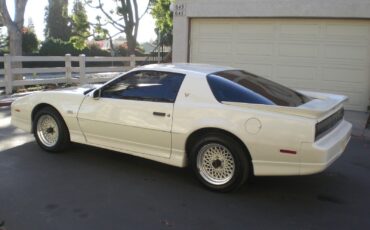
33,107,70,152
190,133,250,192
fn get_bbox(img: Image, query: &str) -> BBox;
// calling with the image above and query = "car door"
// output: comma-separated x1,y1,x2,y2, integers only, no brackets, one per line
77,70,185,158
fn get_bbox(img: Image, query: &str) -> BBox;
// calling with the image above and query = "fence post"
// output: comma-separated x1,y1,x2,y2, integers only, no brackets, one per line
65,54,72,84
130,55,135,69
4,54,13,95
79,54,86,85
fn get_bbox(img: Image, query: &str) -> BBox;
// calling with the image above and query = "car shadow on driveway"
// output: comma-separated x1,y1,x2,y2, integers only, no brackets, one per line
0,138,369,230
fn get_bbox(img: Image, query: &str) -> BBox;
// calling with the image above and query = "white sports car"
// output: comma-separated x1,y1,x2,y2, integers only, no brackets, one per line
11,63,352,191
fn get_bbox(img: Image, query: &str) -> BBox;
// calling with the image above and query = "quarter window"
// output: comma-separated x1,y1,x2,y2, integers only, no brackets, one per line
207,70,311,106
101,71,185,103
207,74,274,105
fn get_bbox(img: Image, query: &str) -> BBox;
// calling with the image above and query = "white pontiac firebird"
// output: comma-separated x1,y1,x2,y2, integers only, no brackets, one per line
11,63,352,191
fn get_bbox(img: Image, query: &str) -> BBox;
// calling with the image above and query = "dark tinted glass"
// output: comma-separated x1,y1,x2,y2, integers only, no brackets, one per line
101,71,185,103
207,75,274,105
208,70,311,106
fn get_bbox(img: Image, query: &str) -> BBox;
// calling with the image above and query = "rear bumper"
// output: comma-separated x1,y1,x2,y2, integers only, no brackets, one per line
300,119,352,175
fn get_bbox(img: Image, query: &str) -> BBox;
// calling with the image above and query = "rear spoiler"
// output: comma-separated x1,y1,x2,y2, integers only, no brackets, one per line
222,91,348,120
297,91,348,119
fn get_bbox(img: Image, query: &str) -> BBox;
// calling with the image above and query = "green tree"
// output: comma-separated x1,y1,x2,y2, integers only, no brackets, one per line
151,0,173,46
70,0,90,49
0,0,28,82
44,0,71,41
0,27,38,55
22,27,39,55
85,0,152,55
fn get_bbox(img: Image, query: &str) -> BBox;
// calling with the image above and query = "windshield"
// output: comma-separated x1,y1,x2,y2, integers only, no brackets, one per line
208,70,312,107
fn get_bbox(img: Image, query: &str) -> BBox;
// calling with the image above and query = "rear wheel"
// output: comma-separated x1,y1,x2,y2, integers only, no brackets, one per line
190,133,250,192
33,107,70,152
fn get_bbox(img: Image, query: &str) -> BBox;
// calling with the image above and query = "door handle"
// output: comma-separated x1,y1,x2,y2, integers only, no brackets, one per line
153,112,166,117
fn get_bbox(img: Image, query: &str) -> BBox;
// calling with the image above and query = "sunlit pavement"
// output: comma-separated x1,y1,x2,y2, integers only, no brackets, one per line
0,106,370,230
0,107,34,152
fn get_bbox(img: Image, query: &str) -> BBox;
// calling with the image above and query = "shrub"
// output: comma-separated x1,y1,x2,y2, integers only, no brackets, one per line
116,45,145,57
39,38,80,56
83,43,110,56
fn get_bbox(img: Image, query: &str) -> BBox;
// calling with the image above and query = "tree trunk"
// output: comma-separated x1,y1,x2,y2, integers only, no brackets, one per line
8,26,23,81
92,0,141,56
9,28,22,55
126,34,136,55
0,0,28,86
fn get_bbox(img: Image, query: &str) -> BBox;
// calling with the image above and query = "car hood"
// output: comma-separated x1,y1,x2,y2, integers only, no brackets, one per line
223,91,347,120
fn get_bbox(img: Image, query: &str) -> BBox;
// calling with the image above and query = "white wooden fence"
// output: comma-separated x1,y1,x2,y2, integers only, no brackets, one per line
0,54,151,94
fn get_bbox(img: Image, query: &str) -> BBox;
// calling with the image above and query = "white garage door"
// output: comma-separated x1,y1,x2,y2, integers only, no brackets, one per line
190,19,370,111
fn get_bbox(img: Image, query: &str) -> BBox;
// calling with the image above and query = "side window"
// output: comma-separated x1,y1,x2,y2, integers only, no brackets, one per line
101,71,185,103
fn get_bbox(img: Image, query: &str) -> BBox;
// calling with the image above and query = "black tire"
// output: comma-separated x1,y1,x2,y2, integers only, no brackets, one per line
33,107,70,152
189,133,250,192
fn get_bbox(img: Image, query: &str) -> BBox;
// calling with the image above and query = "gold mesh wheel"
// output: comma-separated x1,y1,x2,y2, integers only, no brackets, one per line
36,114,59,147
196,143,235,185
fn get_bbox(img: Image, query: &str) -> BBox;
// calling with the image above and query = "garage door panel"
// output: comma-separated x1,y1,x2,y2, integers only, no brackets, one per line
318,81,365,93
237,63,273,78
236,24,275,36
195,54,231,63
278,43,319,58
279,24,321,39
322,67,367,83
190,18,370,111
198,41,232,54
234,24,276,41
234,55,275,63
324,24,370,40
324,44,368,60
277,79,319,90
276,65,317,80
235,42,274,56
198,23,233,37
203,60,232,66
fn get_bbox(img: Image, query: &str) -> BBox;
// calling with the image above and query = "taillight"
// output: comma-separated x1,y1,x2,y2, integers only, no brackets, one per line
315,108,344,140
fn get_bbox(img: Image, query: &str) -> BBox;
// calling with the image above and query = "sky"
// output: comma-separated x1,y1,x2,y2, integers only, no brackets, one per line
5,0,157,43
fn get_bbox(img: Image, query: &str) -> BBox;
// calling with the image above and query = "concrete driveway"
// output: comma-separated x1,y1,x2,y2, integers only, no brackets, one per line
1,106,370,230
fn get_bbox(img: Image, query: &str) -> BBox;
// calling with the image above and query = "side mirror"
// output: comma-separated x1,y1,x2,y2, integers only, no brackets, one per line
93,89,101,99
